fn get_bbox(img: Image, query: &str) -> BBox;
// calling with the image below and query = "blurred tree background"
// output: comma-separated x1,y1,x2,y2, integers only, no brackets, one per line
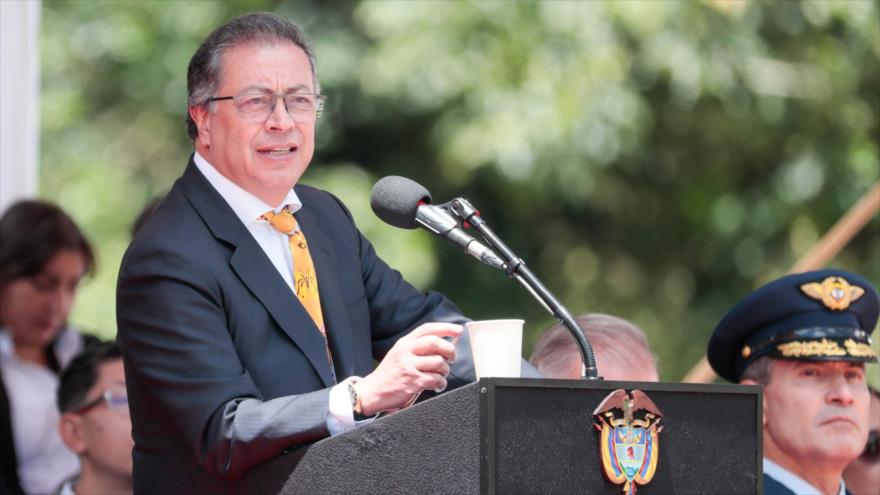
38,0,878,382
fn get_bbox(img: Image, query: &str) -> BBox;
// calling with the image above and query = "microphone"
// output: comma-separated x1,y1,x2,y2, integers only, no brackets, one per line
371,175,602,380
370,176,506,271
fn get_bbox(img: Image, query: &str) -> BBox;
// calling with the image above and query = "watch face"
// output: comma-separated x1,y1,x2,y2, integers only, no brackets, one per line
348,381,369,419
348,381,361,412
348,382,357,404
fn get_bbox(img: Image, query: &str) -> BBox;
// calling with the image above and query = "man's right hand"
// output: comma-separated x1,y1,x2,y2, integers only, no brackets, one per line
354,322,463,416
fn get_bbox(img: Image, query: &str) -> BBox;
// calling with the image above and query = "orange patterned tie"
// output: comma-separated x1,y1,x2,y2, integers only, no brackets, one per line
263,207,329,347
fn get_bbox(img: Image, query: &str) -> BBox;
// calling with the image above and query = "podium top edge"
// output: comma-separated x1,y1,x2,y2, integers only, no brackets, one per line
475,377,761,395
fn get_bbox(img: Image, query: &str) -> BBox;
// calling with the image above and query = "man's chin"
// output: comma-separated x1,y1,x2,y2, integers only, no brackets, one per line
810,441,866,464
248,168,307,203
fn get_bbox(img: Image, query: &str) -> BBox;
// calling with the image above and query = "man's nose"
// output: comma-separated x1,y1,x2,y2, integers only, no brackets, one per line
826,372,856,406
265,96,295,131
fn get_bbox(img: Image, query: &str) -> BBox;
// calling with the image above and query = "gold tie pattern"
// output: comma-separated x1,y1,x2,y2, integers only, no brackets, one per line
263,208,327,339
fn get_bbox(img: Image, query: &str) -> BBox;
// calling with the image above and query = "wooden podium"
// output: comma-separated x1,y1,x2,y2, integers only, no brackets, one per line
248,378,762,494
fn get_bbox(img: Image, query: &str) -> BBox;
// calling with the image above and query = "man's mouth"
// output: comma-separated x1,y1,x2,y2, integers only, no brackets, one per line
258,145,297,157
820,416,858,428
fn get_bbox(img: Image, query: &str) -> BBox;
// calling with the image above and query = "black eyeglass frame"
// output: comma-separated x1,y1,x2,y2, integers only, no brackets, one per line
206,92,327,119
70,387,128,415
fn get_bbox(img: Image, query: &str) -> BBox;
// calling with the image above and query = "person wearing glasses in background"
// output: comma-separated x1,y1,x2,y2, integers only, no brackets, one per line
708,269,878,495
56,341,132,495
0,201,97,495
843,386,880,495
114,11,527,493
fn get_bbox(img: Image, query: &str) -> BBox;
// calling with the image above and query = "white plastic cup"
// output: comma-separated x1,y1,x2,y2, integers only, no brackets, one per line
466,319,524,379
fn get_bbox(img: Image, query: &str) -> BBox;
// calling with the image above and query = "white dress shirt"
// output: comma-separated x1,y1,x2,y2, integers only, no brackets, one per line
193,152,363,435
55,476,77,495
0,327,82,495
764,457,846,495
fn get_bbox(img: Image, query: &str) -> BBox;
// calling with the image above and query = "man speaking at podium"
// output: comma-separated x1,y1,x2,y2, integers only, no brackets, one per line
708,269,878,495
116,12,486,492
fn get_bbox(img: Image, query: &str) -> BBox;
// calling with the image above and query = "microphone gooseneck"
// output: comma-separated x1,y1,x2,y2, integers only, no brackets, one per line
370,175,602,380
448,198,602,380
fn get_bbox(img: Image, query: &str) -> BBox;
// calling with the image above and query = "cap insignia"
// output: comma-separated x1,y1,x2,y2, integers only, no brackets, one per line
844,339,877,358
777,338,846,358
800,276,866,311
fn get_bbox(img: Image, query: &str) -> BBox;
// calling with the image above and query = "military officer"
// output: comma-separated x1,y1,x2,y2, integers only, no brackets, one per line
708,269,878,495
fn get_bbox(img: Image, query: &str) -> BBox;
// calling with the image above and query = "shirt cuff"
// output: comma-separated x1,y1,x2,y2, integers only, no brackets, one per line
327,376,375,435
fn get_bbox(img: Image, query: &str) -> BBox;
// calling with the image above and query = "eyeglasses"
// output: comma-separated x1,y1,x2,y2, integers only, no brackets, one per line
72,386,128,415
207,91,326,122
861,429,879,463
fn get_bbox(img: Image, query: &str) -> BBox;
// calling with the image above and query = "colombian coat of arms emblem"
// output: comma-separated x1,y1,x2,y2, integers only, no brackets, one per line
593,389,663,495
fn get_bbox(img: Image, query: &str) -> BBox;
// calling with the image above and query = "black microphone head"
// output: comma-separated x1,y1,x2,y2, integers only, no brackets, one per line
370,176,432,229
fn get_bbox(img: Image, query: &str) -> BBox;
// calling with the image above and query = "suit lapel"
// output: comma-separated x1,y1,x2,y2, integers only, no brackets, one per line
295,206,356,380
178,158,335,387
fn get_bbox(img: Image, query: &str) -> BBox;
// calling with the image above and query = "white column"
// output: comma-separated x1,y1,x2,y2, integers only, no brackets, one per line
0,0,41,214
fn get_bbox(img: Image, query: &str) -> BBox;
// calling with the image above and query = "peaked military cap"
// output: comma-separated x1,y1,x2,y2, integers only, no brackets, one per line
708,269,879,383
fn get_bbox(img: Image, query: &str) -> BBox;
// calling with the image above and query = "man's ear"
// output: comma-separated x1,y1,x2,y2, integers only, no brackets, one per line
740,379,768,427
189,105,211,148
58,413,87,455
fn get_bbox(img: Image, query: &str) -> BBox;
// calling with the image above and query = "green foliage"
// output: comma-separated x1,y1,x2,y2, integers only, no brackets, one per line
41,0,878,382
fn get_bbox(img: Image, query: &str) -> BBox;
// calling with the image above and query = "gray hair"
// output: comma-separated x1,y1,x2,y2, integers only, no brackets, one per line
185,11,320,140
739,356,774,385
529,313,658,379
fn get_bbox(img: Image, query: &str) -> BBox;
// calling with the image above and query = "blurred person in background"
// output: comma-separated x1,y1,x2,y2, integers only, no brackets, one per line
529,313,659,381
843,386,880,495
708,269,877,495
0,200,96,495
56,341,132,495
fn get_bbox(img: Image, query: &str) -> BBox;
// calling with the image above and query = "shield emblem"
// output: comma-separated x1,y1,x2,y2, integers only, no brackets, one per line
594,390,663,495
614,426,647,479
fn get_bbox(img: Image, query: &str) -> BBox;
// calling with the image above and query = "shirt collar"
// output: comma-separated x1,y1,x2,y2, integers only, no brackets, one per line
193,151,302,225
763,458,846,495
57,475,78,495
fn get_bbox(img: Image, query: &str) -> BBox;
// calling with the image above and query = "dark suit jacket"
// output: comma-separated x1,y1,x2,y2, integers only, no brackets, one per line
116,159,476,493
0,361,24,495
763,474,796,495
763,473,850,495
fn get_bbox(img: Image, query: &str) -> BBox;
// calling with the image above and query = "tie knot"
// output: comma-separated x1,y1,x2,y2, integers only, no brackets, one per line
263,208,297,235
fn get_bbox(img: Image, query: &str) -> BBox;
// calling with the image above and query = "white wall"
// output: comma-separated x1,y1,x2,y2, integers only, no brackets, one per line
0,0,41,214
